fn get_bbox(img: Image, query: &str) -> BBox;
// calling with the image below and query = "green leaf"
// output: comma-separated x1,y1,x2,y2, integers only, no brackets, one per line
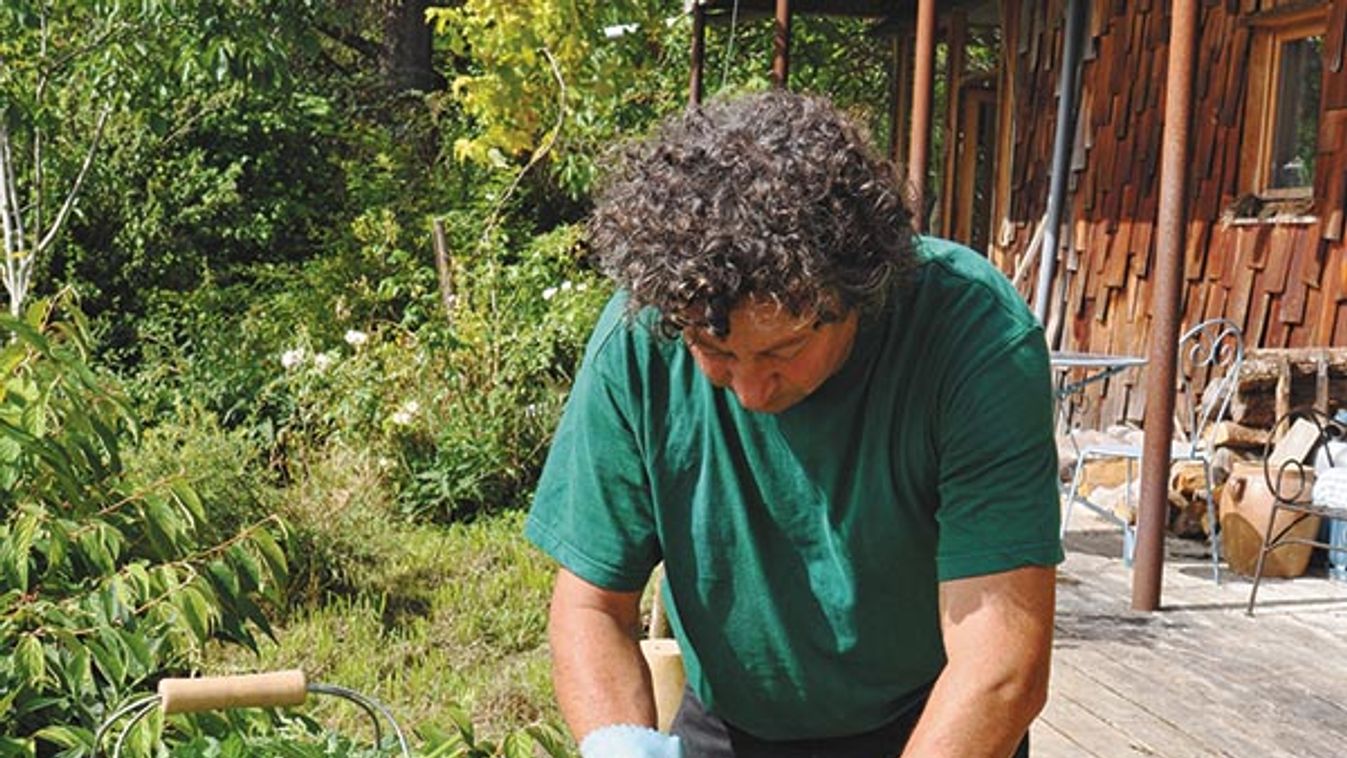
5,507,40,592
176,585,213,642
86,627,128,687
170,478,205,524
31,725,90,750
227,544,261,593
14,634,46,686
0,734,34,758
250,527,288,592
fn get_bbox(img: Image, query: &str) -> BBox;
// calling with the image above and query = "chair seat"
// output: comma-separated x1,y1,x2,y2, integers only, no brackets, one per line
1079,441,1204,461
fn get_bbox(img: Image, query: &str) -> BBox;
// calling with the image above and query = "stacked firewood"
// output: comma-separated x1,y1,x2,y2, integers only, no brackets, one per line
1061,347,1345,540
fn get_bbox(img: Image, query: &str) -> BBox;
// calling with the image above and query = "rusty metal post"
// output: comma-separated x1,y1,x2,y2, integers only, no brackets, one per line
690,1,706,105
1133,0,1200,612
908,0,936,232
938,10,967,239
772,0,792,88
888,31,912,168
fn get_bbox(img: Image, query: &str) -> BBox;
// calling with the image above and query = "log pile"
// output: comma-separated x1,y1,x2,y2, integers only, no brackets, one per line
1229,348,1347,428
1063,347,1346,541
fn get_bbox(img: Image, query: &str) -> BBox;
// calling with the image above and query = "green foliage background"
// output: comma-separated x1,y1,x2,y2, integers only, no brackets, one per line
0,1,905,755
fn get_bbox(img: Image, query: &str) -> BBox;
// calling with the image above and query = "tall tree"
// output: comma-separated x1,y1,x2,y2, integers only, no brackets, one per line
383,0,444,91
0,1,305,317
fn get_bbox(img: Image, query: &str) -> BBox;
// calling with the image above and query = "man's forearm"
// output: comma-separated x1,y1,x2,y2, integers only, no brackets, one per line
898,662,1046,757
902,566,1055,757
549,574,658,741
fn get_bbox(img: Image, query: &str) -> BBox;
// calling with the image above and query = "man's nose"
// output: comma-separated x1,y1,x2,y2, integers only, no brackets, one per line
731,368,777,410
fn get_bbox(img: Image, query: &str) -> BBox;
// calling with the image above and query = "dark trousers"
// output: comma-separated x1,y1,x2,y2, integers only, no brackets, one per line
670,685,1031,758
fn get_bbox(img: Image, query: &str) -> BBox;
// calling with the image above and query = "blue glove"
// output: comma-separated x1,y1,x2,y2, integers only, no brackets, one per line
578,724,683,758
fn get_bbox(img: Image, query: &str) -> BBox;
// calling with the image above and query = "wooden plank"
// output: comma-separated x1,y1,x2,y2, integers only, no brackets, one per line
1281,230,1312,326
1212,227,1233,286
1239,31,1273,191
1047,658,1218,758
1227,260,1256,335
1248,283,1274,350
1263,224,1293,294
1103,221,1132,289
1218,228,1241,288
1029,717,1103,758
1317,248,1345,344
1183,220,1208,281
1244,225,1268,271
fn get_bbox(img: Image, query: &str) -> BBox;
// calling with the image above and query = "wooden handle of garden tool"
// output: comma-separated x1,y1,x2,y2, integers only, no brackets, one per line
158,669,308,714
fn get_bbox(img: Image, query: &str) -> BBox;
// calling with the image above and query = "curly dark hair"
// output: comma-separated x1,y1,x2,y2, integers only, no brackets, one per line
588,89,918,337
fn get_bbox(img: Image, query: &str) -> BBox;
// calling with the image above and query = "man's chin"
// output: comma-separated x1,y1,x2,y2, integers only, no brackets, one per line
740,394,804,414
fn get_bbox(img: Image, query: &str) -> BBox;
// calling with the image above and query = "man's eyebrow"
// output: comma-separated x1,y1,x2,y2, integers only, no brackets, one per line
686,331,811,353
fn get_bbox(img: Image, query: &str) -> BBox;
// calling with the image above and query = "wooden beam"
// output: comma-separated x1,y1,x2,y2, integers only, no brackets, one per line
940,10,968,239
908,0,937,231
773,0,792,88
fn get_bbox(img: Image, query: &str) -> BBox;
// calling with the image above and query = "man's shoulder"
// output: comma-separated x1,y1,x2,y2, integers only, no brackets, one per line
910,236,1040,336
581,292,677,381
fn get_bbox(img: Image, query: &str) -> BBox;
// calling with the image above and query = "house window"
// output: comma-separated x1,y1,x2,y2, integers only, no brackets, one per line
1266,32,1322,192
1243,8,1328,201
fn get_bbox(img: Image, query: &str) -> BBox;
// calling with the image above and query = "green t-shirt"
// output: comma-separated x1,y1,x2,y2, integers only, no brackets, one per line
525,237,1062,740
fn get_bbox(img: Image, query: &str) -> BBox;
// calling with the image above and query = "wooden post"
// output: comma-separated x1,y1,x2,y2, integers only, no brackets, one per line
432,218,455,321
772,0,792,88
888,31,912,168
690,1,706,106
940,11,967,239
908,0,937,231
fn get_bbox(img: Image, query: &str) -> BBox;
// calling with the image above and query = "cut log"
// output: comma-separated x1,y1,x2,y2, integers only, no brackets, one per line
1230,347,1347,426
1210,421,1270,449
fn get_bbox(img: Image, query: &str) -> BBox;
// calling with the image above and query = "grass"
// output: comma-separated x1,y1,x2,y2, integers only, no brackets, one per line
205,508,563,747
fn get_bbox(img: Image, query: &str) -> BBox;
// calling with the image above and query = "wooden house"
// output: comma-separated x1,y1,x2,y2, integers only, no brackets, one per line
691,0,1347,427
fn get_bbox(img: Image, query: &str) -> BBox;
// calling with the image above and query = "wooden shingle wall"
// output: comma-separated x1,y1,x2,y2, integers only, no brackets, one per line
991,0,1347,426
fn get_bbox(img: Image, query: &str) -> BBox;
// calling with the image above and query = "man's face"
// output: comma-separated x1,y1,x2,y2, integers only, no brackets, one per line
682,299,859,414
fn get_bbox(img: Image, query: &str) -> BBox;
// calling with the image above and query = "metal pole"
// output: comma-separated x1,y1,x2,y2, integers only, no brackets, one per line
908,0,936,232
772,0,791,88
1033,0,1089,325
690,1,706,105
888,31,912,168
1133,0,1200,612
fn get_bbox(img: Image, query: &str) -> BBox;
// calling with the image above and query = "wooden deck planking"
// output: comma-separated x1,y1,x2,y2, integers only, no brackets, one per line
1035,511,1347,757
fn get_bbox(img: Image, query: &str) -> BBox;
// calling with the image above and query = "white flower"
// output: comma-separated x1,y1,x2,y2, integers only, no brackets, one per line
344,329,369,347
391,399,420,426
542,286,558,301
561,280,574,291
281,348,307,370
313,352,335,372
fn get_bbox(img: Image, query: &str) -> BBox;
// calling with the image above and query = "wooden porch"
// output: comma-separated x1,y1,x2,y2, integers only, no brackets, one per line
1036,509,1347,757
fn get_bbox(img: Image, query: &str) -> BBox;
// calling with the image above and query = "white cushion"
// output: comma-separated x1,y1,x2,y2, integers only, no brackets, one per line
1313,467,1347,511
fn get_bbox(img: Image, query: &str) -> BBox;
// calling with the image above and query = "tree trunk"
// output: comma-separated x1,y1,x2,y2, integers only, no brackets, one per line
382,0,443,92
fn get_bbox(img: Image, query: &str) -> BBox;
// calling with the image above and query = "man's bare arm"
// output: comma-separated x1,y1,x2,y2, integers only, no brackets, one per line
549,567,658,741
900,565,1056,758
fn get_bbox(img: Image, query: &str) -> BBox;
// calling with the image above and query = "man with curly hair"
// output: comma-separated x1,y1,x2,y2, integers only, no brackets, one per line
526,89,1061,757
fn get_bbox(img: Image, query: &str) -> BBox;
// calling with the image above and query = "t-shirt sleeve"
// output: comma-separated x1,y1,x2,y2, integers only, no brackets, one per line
524,324,661,593
933,326,1064,581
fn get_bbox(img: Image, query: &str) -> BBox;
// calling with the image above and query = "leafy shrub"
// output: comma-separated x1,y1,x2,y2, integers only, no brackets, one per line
382,223,610,521
0,299,286,755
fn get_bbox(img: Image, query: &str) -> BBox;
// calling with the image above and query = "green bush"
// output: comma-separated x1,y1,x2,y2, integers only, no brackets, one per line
0,299,286,756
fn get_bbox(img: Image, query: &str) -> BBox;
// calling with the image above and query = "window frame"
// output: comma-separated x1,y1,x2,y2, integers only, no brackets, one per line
1240,5,1330,202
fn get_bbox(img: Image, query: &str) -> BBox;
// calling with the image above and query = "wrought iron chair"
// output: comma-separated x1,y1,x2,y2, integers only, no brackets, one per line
1061,318,1244,582
1246,408,1347,615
